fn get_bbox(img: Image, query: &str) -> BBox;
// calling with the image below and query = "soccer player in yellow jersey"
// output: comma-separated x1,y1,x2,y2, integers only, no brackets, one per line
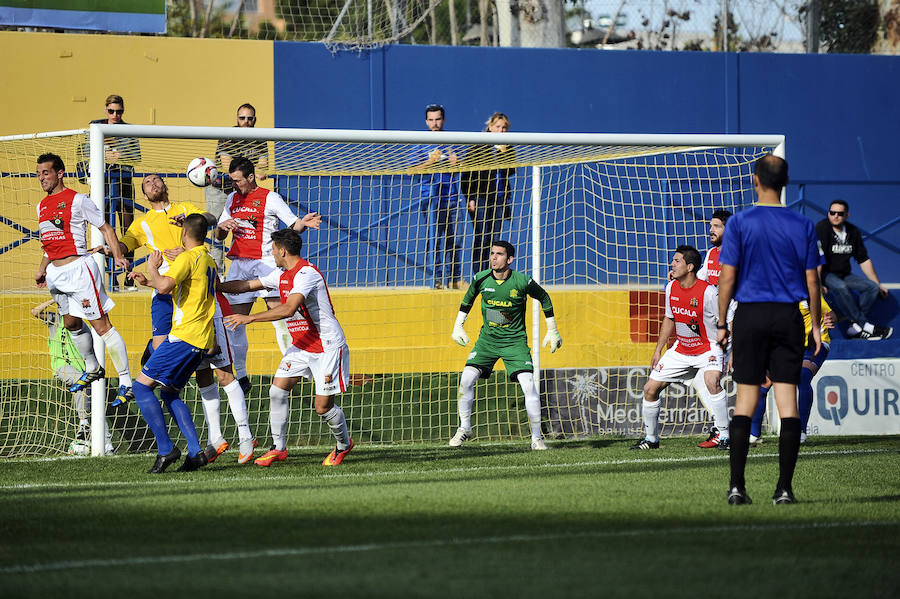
751,297,835,444
130,214,217,473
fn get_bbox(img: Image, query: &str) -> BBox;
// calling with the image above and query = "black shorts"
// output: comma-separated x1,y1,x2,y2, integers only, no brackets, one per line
731,302,804,386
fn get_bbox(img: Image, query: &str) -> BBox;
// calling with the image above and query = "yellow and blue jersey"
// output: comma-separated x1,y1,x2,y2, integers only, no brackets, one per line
166,245,217,350
121,202,202,273
800,297,832,346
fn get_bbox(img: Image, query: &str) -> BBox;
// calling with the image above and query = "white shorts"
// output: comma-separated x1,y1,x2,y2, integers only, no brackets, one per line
224,257,280,304
276,343,349,396
649,345,723,383
197,313,233,371
46,256,115,320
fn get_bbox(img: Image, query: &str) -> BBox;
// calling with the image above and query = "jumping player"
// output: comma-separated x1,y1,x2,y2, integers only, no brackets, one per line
34,153,133,406
214,156,321,394
220,228,353,467
449,241,562,451
631,245,725,450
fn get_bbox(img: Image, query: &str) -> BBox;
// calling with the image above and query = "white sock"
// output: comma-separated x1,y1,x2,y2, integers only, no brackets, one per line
707,390,730,439
848,322,862,334
643,399,660,442
321,405,350,450
691,369,712,413
70,324,100,371
229,324,249,380
223,379,252,442
101,327,131,386
457,366,479,430
269,385,290,451
272,319,292,355
863,322,875,334
198,383,222,444
517,372,543,440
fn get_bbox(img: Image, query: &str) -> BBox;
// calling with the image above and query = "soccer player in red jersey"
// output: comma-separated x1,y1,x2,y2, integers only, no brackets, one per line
631,245,726,450
220,229,353,467
34,153,133,405
215,156,321,394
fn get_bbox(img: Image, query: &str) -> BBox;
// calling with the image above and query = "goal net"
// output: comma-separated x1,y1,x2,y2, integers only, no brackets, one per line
0,126,782,457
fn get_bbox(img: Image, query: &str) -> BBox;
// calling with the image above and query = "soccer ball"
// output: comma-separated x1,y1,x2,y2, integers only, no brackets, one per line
68,439,90,456
186,157,218,187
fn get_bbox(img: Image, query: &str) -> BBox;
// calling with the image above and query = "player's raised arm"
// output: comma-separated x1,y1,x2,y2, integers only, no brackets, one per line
216,278,265,295
224,292,304,330
291,212,322,234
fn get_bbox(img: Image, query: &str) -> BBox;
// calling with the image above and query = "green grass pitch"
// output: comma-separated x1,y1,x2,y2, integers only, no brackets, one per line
1,435,898,598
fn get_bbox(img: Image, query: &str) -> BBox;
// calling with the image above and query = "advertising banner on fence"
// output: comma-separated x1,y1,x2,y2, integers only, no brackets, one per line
807,359,900,436
0,1,166,34
541,367,737,439
542,360,898,439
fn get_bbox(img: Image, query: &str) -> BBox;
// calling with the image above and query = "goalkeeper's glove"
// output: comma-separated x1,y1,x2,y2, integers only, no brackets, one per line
542,316,562,353
451,311,470,346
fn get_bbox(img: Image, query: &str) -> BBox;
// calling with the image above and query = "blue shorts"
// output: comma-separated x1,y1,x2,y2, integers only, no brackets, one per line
803,343,830,370
142,339,204,390
151,294,174,337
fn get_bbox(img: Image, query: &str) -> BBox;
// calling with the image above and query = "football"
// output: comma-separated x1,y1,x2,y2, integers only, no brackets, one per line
186,156,218,187
68,439,90,456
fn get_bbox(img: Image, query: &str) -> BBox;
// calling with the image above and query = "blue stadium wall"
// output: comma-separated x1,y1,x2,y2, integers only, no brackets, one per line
273,43,899,287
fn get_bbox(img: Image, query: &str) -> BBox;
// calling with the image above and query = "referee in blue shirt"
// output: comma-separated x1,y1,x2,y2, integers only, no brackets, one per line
717,154,823,506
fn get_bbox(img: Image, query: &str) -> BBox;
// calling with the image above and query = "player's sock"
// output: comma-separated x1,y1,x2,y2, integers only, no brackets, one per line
690,369,712,413
161,387,202,458
642,399,660,442
269,385,290,451
73,389,88,420
133,381,173,455
321,405,350,451
750,386,768,438
198,383,222,444
223,379,252,442
101,327,132,386
798,368,815,434
707,390,730,440
272,319,291,355
776,417,802,492
729,415,751,490
517,372,543,440
457,366,479,430
862,322,876,335
230,324,249,380
847,322,862,335
70,323,100,371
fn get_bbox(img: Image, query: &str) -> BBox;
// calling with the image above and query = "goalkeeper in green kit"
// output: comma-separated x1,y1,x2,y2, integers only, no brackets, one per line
450,241,562,450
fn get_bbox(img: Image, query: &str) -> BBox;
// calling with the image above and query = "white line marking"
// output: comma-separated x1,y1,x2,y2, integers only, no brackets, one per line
0,448,891,492
1,520,897,575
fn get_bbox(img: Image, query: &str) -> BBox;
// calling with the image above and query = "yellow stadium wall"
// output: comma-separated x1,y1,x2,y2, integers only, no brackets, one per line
2,289,654,380
0,32,274,135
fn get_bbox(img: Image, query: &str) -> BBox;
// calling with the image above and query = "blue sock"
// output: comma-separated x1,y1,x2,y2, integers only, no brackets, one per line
750,386,768,438
798,367,815,434
133,381,173,455
161,388,202,458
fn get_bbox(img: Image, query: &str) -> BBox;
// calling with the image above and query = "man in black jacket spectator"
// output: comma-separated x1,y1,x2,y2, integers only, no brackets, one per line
816,199,892,340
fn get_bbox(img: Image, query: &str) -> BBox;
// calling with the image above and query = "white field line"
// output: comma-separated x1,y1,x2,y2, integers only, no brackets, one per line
1,520,897,575
0,448,892,492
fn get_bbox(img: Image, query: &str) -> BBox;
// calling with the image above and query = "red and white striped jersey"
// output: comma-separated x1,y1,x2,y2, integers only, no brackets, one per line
664,278,719,356
220,186,298,260
259,259,345,353
37,188,105,260
697,246,722,285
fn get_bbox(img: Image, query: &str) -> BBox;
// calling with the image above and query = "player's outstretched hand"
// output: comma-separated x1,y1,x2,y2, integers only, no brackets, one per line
217,218,238,233
163,247,184,262
542,330,562,353
300,212,322,230
169,214,186,227
147,250,163,270
114,257,130,271
451,324,469,346
223,313,252,330
128,271,149,287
